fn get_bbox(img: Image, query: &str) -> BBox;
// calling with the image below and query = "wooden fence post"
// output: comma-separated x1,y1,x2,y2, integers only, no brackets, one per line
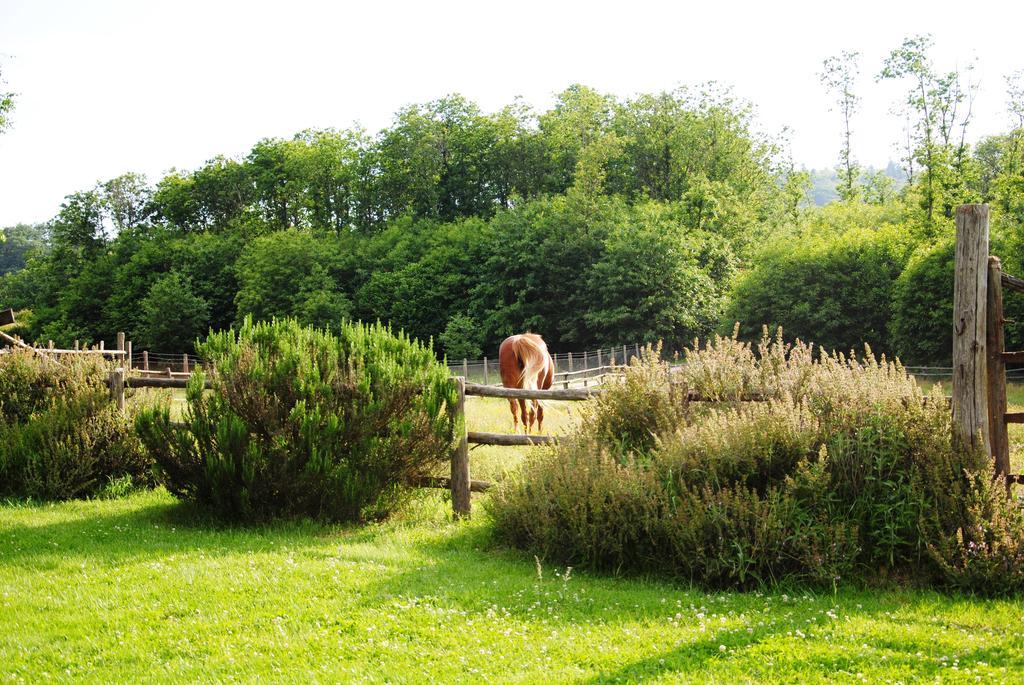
623,344,627,364
109,367,125,413
100,340,104,351
451,376,471,518
462,358,468,381
183,353,190,374
126,340,132,372
952,204,990,456
987,256,1011,487
597,348,602,370
483,357,489,385
143,350,149,371
116,331,125,354
74,340,79,351
568,352,574,373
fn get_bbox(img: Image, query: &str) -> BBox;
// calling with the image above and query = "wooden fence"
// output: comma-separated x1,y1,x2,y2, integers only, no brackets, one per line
951,203,1024,489
449,343,646,387
106,370,606,518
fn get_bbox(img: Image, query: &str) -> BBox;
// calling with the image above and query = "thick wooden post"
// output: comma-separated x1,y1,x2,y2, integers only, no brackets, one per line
483,357,489,385
952,204,990,455
451,376,471,518
623,344,627,364
987,256,1011,485
74,340,80,351
568,352,574,373
143,350,149,371
182,353,190,374
109,367,125,413
116,331,125,353
597,348,603,370
126,340,132,372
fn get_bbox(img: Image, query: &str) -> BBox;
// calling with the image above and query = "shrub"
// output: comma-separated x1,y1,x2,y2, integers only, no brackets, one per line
490,330,1013,591
136,317,457,522
0,350,151,500
890,234,1024,365
725,227,913,356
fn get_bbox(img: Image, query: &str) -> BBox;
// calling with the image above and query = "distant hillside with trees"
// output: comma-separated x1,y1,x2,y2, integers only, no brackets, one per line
1,35,1023,365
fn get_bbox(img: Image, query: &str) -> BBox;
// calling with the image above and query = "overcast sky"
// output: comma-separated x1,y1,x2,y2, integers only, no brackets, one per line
1,0,1022,226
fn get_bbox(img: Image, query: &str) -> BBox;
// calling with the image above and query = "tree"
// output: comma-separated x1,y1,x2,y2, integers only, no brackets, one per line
233,229,354,325
820,51,862,202
584,204,723,349
0,223,48,276
102,173,154,233
879,35,979,231
138,272,210,352
438,314,483,360
0,63,14,135
726,228,914,355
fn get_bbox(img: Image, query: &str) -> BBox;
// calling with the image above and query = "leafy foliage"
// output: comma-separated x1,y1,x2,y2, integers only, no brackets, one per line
0,350,151,500
726,227,913,355
489,331,1017,591
136,318,457,522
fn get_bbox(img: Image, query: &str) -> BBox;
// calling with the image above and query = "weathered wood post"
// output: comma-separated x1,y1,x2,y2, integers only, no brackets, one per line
451,376,471,518
568,352,574,373
483,357,489,385
623,344,628,364
143,350,149,371
108,367,125,413
952,204,990,455
182,353,190,374
126,340,132,372
99,340,105,352
462,358,469,381
986,255,1011,486
116,331,125,353
74,340,80,351
597,348,603,370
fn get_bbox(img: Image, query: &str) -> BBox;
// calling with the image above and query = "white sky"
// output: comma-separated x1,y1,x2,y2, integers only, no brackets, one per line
1,0,1022,226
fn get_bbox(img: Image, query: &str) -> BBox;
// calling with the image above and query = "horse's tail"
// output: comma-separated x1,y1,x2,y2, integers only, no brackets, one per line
515,335,550,392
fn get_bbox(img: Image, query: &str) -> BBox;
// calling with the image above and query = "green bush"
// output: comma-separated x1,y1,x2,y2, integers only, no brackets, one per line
726,227,913,355
489,330,1019,591
136,317,457,522
0,350,151,500
888,238,955,365
890,234,1024,365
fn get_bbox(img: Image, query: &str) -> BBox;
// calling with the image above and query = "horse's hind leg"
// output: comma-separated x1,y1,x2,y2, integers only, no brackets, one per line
536,401,545,434
518,398,530,433
508,398,520,433
525,399,537,433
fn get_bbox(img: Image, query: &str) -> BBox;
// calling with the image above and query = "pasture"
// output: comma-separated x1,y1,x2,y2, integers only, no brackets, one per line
2,396,1024,683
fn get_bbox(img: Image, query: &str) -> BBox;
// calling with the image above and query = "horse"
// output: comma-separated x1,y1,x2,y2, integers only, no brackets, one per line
498,333,554,433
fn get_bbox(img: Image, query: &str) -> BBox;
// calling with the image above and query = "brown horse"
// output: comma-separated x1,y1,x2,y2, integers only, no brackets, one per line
498,333,554,433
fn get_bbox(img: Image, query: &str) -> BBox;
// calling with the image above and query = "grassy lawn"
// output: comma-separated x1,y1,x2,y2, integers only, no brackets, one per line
5,489,1024,684
3,394,1024,683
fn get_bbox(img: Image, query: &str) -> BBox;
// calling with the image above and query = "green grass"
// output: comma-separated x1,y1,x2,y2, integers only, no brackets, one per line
4,489,1024,683
5,394,1023,682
